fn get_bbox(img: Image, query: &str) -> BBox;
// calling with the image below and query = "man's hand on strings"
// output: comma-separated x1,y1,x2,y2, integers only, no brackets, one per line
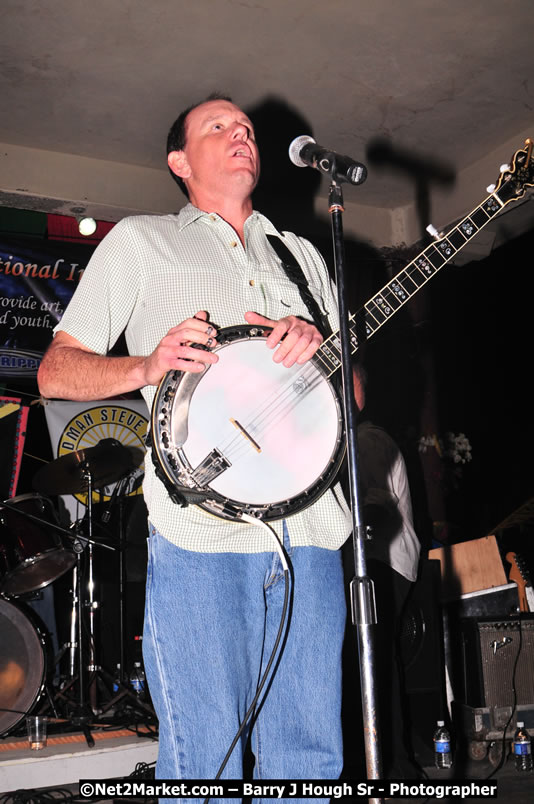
244,312,323,368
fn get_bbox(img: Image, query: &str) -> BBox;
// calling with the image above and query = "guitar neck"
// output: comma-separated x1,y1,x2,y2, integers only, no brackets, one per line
316,184,513,377
507,551,534,613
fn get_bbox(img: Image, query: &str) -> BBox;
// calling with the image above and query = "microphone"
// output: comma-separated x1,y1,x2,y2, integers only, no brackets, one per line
288,135,367,186
101,475,127,524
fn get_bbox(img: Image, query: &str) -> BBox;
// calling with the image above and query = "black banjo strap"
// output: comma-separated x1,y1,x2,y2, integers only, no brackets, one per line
266,234,333,339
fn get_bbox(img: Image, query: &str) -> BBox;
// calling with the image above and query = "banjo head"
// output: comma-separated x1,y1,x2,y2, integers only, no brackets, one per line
151,325,345,522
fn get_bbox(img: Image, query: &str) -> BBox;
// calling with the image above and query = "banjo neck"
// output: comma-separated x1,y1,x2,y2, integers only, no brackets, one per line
315,138,534,377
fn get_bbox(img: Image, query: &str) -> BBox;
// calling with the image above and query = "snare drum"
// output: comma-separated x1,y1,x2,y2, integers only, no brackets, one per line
0,596,50,736
0,493,76,597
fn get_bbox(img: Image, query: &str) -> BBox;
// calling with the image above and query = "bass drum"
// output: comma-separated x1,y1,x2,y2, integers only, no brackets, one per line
0,596,50,736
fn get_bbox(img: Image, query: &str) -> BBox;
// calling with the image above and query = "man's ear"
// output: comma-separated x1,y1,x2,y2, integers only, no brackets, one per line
168,150,191,179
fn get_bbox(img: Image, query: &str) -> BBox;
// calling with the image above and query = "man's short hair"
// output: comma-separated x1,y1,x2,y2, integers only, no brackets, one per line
166,92,233,198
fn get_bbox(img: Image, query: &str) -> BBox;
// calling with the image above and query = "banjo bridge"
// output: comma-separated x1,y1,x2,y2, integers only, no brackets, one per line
190,447,232,487
230,418,262,453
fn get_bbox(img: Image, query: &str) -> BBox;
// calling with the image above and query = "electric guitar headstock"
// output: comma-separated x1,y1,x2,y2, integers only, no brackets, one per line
506,550,534,613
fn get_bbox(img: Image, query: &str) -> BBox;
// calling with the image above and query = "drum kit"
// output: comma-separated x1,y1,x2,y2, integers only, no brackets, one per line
0,437,152,743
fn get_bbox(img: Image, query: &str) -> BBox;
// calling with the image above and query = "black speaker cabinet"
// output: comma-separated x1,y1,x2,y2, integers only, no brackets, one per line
399,558,448,763
400,559,446,694
460,615,534,708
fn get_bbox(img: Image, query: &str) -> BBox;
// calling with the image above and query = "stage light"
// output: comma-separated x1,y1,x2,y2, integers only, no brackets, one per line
78,217,97,236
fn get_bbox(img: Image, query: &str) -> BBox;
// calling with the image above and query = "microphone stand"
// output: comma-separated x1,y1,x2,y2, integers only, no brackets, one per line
328,179,383,798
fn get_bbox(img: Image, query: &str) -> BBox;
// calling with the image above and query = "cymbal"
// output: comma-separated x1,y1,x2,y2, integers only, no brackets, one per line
33,438,144,495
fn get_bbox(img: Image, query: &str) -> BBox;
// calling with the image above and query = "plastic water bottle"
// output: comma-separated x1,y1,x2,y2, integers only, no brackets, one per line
130,662,146,698
513,722,533,771
433,720,452,768
112,663,121,694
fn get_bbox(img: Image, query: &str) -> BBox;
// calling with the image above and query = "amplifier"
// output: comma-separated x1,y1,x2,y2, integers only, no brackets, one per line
443,583,520,701
460,615,534,708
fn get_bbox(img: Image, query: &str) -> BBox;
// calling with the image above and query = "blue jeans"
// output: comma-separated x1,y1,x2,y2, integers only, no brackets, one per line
143,523,346,802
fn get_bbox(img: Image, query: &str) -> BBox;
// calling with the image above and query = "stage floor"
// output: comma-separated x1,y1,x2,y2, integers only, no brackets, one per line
0,727,158,795
1,728,533,802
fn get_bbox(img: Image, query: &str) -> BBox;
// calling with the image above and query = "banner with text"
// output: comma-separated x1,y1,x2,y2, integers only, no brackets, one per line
43,398,149,523
0,235,95,379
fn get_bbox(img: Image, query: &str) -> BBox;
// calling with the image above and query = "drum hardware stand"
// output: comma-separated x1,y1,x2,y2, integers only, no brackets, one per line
101,474,128,683
0,498,115,739
98,669,156,720
55,471,155,724
327,177,383,800
39,475,118,745
98,473,156,721
24,438,146,738
85,468,100,713
68,467,144,736
61,467,100,746
0,497,111,733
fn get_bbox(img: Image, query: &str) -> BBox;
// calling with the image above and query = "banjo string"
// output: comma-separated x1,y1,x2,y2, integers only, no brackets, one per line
212,362,325,463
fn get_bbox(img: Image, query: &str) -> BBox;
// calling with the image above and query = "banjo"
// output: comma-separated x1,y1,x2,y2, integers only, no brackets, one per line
151,140,534,523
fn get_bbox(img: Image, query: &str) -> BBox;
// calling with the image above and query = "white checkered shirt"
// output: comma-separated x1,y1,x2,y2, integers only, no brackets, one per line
56,204,352,552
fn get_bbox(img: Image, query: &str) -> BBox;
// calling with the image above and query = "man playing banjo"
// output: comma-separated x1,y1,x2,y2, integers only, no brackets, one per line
38,94,353,794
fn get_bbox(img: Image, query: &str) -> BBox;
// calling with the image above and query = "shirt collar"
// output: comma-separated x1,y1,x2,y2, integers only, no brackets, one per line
171,203,283,239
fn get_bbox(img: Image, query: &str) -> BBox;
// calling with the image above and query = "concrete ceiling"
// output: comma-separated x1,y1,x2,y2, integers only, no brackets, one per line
1,0,533,248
